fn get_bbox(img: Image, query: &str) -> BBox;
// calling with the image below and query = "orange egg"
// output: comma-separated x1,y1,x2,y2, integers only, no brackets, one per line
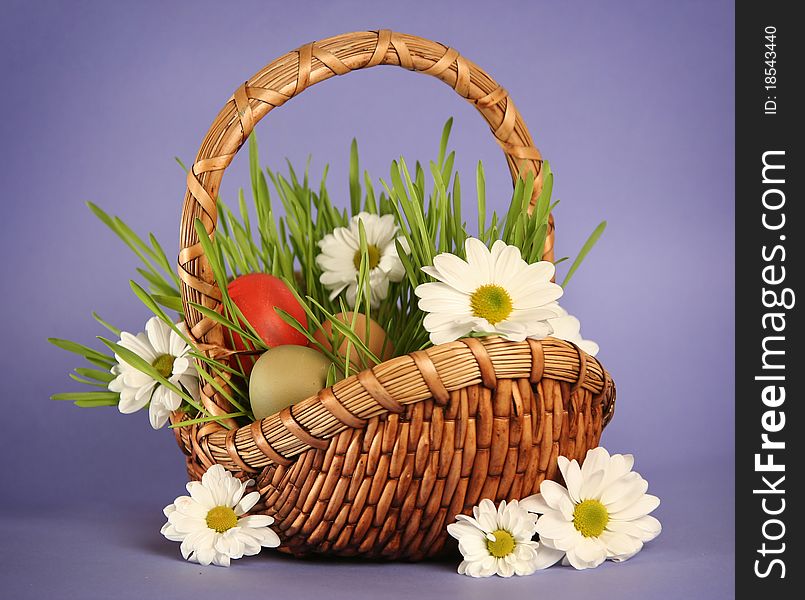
313,312,394,369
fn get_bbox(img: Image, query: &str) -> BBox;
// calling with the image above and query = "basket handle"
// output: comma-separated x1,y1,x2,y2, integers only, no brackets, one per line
179,30,554,357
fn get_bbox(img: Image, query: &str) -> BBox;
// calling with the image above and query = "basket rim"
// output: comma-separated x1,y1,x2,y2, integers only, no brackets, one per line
173,336,614,474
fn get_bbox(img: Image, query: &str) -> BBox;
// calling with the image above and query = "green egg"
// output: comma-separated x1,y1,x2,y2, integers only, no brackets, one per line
249,345,332,420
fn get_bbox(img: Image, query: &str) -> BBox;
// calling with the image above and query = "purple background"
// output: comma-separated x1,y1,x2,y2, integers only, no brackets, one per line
1,0,734,598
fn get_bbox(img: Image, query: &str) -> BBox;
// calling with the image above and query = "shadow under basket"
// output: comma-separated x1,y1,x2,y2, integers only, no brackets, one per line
172,30,616,561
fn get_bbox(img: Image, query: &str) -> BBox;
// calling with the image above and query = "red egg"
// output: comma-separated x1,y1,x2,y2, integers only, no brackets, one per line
226,274,309,363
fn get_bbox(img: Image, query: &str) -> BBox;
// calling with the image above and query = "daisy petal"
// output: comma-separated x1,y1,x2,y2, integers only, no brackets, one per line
601,473,648,512
540,480,575,512
316,213,404,308
558,457,583,502
609,494,661,521
534,544,565,570
520,493,551,515
535,511,576,540
238,514,274,528
579,468,606,501
568,537,607,569
630,515,662,542
449,496,553,577
235,491,261,515
464,238,493,282
429,322,475,345
581,447,611,480
600,530,643,560
546,529,585,552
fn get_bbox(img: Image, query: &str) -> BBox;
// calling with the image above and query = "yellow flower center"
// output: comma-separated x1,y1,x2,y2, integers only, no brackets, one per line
470,284,513,325
573,499,609,537
486,529,516,558
205,506,238,533
152,354,175,378
353,244,381,270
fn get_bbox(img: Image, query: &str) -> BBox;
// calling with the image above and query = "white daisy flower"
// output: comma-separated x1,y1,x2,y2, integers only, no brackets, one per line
107,316,200,429
316,212,408,308
415,238,563,345
537,303,600,357
522,447,662,570
446,498,564,577
161,465,281,567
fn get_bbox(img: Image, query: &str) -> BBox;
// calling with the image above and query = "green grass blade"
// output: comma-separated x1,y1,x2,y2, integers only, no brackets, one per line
75,398,120,408
476,161,486,241
51,391,119,402
562,221,607,287
68,374,110,388
169,411,247,429
75,367,115,382
437,117,453,168
349,138,361,215
48,338,115,364
153,294,184,313
91,312,121,336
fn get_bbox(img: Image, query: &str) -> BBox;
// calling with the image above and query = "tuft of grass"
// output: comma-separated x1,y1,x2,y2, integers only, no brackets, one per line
50,118,605,427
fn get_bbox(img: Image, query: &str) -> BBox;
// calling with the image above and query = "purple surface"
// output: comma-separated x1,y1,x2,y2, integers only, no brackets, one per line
0,460,732,600
1,0,734,598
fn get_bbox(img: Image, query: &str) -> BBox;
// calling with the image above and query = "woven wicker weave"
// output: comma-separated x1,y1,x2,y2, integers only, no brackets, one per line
173,30,615,560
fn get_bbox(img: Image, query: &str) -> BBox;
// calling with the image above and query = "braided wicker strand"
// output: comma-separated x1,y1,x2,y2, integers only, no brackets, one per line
173,30,616,560
174,336,614,470
179,31,553,406
174,336,615,559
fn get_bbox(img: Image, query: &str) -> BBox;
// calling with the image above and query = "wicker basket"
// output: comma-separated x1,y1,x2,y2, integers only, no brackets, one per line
173,30,616,561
